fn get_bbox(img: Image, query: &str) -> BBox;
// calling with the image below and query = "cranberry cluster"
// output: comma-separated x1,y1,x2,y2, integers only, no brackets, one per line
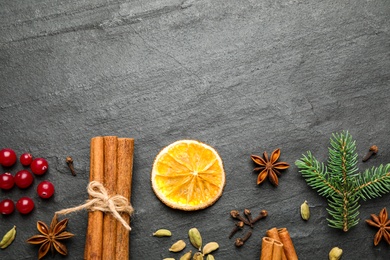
0,148,55,215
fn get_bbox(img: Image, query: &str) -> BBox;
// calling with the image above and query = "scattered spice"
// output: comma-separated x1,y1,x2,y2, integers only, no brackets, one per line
229,221,244,239
180,250,192,260
235,230,252,247
300,200,310,221
229,208,267,247
230,210,250,226
203,241,219,255
27,214,74,259
169,240,186,252
188,228,202,251
244,209,253,227
365,207,390,246
193,252,204,260
251,210,268,225
66,156,76,176
206,254,215,260
251,148,290,186
153,229,172,237
362,145,378,162
0,226,16,249
329,247,343,260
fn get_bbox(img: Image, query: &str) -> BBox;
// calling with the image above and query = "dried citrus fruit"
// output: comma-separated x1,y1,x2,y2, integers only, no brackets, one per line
151,140,225,211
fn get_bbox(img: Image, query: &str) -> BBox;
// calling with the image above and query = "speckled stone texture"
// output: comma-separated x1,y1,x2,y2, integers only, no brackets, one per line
1,0,390,259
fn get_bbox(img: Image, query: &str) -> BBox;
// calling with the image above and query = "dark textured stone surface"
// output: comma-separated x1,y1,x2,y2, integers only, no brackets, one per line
1,0,390,259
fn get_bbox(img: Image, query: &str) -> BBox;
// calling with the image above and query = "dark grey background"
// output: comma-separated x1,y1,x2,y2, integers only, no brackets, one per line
1,0,390,259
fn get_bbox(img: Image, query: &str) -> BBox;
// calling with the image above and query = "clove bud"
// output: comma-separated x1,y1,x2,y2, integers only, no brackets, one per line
234,230,252,247
251,210,268,224
362,145,378,162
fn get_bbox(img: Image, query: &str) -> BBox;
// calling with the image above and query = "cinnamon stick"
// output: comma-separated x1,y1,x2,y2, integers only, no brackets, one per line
102,136,118,260
115,138,134,259
260,237,274,260
272,240,284,260
266,228,287,260
260,237,283,260
277,228,298,260
85,137,104,260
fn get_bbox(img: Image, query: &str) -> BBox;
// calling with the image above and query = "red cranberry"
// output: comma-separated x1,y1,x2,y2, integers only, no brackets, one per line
14,170,34,189
30,158,48,175
16,197,34,214
37,180,55,199
0,148,17,167
0,172,14,190
20,153,33,166
0,199,15,215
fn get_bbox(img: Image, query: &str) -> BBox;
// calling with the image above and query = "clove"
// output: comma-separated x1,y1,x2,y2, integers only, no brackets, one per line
234,230,252,247
229,221,244,239
230,210,251,226
362,145,378,162
66,156,76,176
244,209,254,227
251,210,268,225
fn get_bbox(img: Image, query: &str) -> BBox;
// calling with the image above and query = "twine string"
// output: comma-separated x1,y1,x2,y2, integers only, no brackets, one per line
55,181,134,231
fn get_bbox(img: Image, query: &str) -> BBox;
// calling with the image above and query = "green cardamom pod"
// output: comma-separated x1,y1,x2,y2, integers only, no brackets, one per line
202,242,219,255
193,252,204,260
300,200,310,220
153,229,172,237
169,240,186,252
0,226,16,249
188,227,202,250
180,250,192,260
206,254,215,260
329,247,343,260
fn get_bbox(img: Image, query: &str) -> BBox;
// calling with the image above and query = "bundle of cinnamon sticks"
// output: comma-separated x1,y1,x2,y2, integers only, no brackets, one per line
260,227,298,260
84,136,134,260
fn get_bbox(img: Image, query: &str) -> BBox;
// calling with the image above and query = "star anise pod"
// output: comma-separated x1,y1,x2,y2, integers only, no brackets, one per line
250,148,290,186
366,207,390,246
27,214,74,259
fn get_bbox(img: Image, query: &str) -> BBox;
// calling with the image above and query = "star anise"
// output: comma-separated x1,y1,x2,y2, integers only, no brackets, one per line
27,214,74,259
250,148,290,186
366,207,390,246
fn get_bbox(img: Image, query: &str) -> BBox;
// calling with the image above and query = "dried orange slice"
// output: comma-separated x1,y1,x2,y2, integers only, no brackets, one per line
151,140,225,211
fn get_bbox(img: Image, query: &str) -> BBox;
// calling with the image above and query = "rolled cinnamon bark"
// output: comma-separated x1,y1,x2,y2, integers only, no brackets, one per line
266,227,287,260
85,137,104,260
102,136,119,260
272,240,284,260
115,138,134,259
278,228,298,260
261,237,275,260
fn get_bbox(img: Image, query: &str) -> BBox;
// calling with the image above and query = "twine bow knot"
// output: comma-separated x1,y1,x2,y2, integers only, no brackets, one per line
56,181,134,231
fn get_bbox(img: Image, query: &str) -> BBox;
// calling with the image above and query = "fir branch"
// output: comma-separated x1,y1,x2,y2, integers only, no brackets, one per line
295,152,341,197
326,192,360,232
295,131,390,232
353,164,390,200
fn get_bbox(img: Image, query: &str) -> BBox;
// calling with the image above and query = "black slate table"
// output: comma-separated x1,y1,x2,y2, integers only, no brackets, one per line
1,0,390,259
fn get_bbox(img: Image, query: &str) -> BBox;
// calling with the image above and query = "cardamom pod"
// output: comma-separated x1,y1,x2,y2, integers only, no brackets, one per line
180,250,192,260
153,229,172,237
206,254,215,260
0,226,16,249
188,227,202,250
193,252,204,260
202,242,219,255
169,240,186,252
300,200,310,220
329,247,343,260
